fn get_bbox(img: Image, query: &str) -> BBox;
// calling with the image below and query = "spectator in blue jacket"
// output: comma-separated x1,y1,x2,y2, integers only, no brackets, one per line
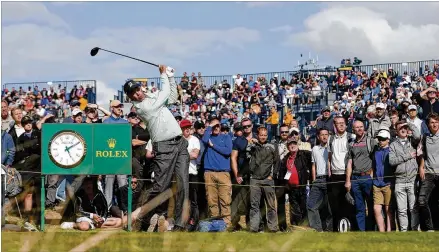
1,130,15,167
201,117,233,228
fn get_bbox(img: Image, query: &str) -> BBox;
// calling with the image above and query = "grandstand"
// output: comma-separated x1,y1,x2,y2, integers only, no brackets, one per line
114,59,439,130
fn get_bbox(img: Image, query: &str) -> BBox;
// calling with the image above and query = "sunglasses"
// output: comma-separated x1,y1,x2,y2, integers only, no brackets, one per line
290,132,299,136
377,137,388,142
131,181,138,184
281,131,289,134
242,125,252,129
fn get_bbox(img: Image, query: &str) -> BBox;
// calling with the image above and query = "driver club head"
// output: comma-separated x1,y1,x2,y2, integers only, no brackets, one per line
90,47,100,57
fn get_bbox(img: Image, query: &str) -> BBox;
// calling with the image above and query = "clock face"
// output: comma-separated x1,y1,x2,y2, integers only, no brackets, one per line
48,130,87,168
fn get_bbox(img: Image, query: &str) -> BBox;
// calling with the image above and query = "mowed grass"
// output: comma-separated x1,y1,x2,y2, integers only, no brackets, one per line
2,231,439,252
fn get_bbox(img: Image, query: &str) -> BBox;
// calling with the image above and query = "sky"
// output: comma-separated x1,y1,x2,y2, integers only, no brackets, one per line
2,1,439,106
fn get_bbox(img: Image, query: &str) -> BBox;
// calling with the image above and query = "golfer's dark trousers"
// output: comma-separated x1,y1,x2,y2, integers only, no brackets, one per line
418,173,439,231
328,174,354,231
148,136,189,228
275,179,307,231
249,178,279,232
307,177,333,232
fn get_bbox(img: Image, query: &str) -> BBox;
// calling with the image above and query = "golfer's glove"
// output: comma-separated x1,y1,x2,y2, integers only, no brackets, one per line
166,66,175,78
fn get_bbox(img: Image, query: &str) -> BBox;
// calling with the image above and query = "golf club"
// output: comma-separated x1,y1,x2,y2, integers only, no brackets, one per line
90,47,159,67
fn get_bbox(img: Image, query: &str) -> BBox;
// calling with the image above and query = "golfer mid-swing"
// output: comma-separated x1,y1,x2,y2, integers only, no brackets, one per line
123,65,189,231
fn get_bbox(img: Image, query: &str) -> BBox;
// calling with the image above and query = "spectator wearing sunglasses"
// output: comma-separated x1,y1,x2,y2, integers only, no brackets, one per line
289,127,311,151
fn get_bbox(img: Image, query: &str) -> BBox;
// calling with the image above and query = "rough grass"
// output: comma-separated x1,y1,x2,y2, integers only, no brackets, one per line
2,231,439,252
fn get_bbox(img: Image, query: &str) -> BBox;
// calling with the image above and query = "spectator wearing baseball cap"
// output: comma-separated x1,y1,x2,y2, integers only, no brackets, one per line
62,100,82,123
367,102,391,142
406,104,423,133
102,100,128,207
103,100,128,124
180,119,201,230
289,127,311,151
372,129,393,232
317,106,334,135
71,109,83,124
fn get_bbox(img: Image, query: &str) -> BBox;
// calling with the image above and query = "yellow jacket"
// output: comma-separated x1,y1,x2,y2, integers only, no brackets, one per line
283,113,293,125
266,111,279,125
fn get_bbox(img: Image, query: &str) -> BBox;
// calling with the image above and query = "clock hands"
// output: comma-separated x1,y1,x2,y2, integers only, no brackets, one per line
66,142,81,152
64,145,76,162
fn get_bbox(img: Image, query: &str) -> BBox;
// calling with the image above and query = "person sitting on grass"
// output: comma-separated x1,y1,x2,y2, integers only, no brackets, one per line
61,176,128,231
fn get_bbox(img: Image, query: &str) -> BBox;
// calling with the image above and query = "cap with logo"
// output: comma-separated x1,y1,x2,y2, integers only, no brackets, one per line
21,115,33,125
123,80,141,95
408,105,417,111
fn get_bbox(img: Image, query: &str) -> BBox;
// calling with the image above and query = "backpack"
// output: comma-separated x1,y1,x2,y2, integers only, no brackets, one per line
198,219,227,232
3,166,23,197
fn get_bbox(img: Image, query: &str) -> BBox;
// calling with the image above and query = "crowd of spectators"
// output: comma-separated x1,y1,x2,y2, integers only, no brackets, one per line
1,62,439,233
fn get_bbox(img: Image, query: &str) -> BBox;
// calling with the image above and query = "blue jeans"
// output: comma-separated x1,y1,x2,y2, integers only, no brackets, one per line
352,174,374,231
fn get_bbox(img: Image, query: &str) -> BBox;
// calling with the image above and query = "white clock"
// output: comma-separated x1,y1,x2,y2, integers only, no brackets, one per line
48,130,87,168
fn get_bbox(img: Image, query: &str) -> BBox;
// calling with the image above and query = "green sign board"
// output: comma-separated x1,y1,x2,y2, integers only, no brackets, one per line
41,124,132,175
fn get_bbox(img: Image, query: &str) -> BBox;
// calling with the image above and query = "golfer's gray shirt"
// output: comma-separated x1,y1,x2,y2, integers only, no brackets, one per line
133,73,182,143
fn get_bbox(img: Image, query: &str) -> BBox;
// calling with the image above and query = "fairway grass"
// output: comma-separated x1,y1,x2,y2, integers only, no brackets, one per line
2,231,439,252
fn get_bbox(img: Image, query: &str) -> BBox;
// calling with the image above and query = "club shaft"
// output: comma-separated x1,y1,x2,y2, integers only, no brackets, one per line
99,48,159,67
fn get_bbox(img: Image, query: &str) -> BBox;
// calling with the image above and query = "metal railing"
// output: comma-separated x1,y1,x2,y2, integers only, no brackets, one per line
114,59,439,101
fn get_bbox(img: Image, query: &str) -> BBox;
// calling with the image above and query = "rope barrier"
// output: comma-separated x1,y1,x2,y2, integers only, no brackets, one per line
11,169,437,189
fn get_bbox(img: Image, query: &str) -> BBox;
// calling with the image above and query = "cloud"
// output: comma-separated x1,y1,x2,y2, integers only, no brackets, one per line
2,2,68,28
283,3,439,64
2,3,261,108
269,25,294,33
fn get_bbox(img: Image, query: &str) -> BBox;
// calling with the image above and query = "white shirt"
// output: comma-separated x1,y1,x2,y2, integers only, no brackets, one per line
14,125,25,138
133,74,182,143
312,145,329,176
234,77,243,87
186,135,200,175
329,132,348,175
407,117,423,133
